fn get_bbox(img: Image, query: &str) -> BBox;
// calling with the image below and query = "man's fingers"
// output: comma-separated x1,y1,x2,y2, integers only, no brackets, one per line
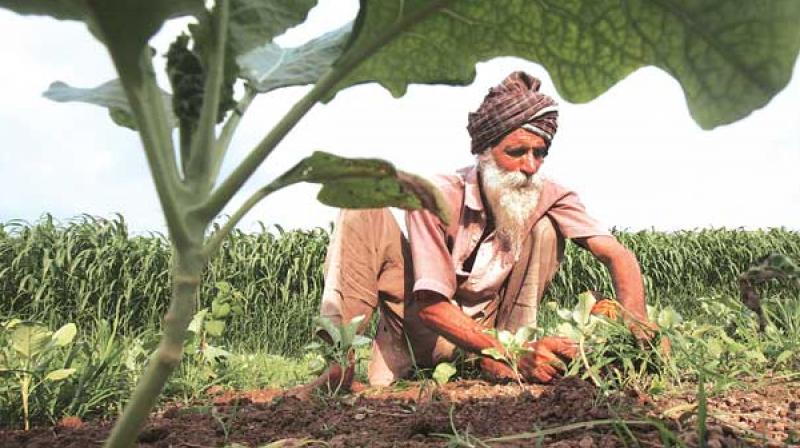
540,336,578,360
531,363,558,383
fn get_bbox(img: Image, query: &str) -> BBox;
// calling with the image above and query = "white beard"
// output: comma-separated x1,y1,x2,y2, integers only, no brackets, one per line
478,152,544,258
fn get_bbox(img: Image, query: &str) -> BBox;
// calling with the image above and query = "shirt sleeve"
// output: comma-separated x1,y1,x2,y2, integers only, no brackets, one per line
405,208,457,299
546,189,612,239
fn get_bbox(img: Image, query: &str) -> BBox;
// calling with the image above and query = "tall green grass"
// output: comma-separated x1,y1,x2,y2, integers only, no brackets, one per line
0,215,328,355
2,215,799,355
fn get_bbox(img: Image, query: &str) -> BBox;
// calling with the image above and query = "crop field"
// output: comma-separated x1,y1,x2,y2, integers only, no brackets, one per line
1,215,799,447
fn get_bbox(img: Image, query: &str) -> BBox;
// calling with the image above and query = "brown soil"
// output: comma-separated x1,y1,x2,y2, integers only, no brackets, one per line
2,376,798,447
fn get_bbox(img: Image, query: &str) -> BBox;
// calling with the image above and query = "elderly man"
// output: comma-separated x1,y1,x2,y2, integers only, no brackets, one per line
308,71,654,390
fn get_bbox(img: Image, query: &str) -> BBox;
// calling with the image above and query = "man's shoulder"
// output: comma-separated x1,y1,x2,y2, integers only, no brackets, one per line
538,176,583,210
427,166,473,197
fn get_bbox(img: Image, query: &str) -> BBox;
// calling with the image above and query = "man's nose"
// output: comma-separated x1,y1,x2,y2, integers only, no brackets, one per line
520,153,538,176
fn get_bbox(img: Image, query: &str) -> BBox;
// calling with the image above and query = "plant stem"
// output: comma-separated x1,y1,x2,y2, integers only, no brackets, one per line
22,375,30,431
579,337,603,388
104,246,205,448
117,49,188,246
187,0,229,190
485,419,673,443
203,183,279,257
209,86,257,185
697,372,708,448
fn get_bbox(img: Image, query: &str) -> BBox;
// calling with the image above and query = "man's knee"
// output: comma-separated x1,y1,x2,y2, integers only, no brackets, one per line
337,208,393,234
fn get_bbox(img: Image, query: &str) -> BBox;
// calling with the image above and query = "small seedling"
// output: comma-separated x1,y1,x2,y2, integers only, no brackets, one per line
481,325,537,388
184,281,244,380
305,315,371,396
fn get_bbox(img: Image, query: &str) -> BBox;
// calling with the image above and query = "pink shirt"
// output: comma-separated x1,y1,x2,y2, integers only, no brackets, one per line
406,165,611,313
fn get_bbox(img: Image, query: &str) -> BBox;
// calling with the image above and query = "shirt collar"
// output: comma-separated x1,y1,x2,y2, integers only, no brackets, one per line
461,165,484,212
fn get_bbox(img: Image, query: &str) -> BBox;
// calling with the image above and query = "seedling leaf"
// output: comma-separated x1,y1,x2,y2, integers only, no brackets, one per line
50,323,77,347
211,298,231,318
187,308,209,335
481,347,505,361
573,291,597,327
433,362,457,386
314,316,342,347
45,368,76,382
513,326,535,346
11,324,51,357
656,308,682,330
204,319,225,337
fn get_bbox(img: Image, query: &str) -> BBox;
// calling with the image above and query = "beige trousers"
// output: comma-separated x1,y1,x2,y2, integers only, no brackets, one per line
319,209,564,386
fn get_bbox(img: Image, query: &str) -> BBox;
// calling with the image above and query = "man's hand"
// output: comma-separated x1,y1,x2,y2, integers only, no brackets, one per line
518,336,578,383
590,295,671,355
479,356,518,382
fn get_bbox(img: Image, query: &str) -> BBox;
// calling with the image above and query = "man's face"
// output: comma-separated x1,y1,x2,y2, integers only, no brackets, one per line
490,128,549,177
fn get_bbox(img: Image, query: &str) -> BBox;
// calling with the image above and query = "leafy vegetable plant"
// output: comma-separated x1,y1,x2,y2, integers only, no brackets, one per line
0,320,78,430
1,0,798,445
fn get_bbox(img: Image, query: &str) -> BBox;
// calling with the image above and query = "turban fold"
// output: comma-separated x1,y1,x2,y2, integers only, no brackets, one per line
467,71,559,154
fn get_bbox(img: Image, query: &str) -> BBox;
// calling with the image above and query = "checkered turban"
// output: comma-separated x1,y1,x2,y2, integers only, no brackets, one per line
467,71,559,154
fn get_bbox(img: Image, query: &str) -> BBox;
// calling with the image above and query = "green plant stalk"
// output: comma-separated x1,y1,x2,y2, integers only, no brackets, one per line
697,372,708,448
578,336,602,388
187,0,230,191
485,419,677,444
104,248,205,447
21,374,30,431
210,86,257,184
113,49,187,246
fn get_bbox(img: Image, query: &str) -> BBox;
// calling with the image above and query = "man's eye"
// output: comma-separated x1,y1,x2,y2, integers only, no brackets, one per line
533,148,549,159
505,148,527,157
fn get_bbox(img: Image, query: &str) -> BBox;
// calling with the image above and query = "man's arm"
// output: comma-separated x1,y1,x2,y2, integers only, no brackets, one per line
575,235,652,334
416,290,503,354
415,290,577,382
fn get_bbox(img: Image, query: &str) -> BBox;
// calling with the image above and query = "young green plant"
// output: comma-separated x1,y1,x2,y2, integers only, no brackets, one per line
481,325,537,388
0,320,78,430
305,314,371,397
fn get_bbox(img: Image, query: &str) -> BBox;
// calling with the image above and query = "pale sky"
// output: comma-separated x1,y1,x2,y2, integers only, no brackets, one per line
1,1,799,234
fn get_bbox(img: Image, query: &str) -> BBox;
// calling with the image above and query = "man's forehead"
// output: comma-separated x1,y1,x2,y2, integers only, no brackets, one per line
498,128,548,149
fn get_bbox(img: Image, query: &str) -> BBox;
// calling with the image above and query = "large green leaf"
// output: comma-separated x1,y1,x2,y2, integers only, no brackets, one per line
331,0,800,129
271,151,451,225
89,1,206,85
11,324,51,358
227,0,318,60
238,22,353,93
0,1,206,85
0,0,86,20
43,79,176,130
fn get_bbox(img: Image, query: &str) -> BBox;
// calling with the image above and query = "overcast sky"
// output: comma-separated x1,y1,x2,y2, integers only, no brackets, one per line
1,1,798,235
